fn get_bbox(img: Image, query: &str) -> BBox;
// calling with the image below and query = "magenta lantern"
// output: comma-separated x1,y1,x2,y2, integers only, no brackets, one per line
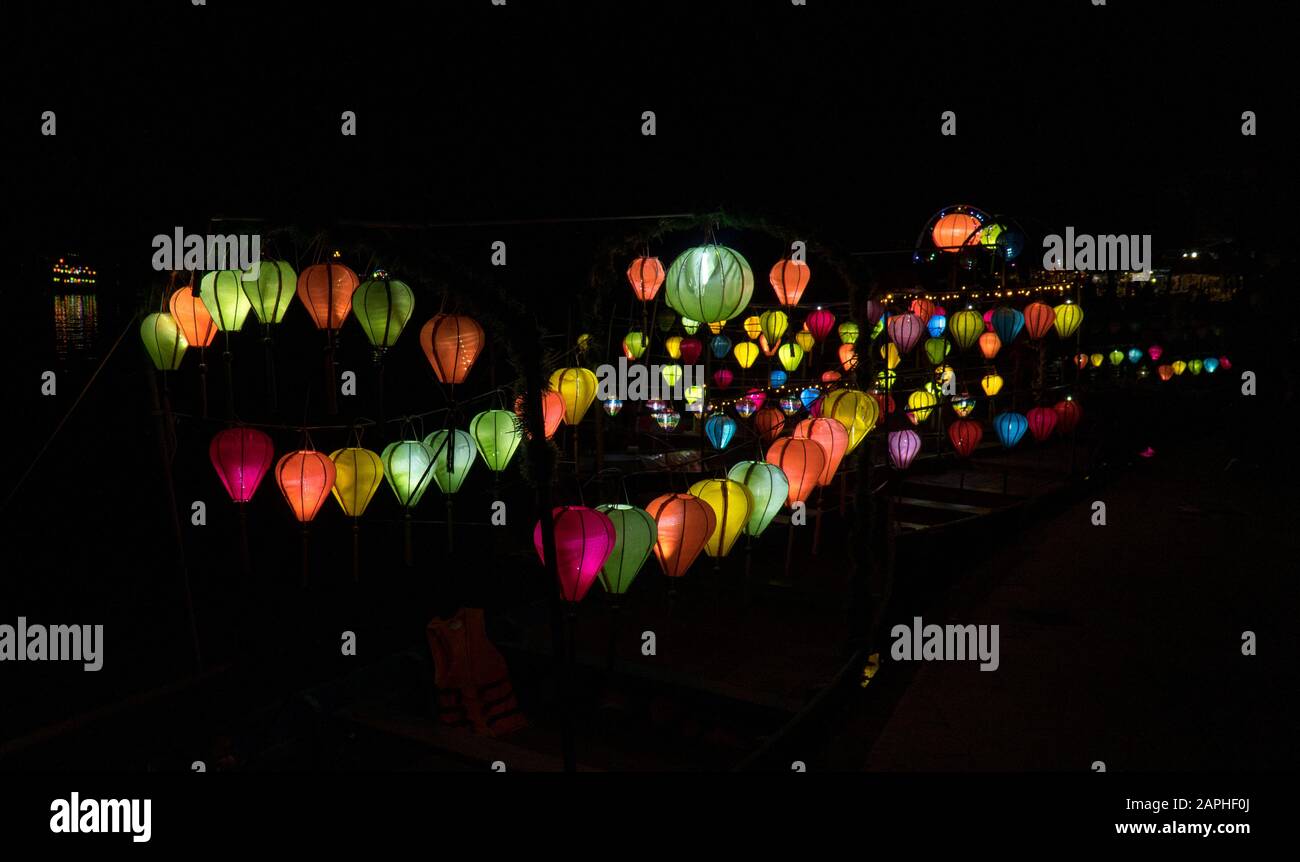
210,427,275,503
1026,406,1058,442
888,429,922,469
533,506,617,603
713,368,734,388
805,308,836,341
1147,345,1163,362
746,389,767,410
679,337,703,365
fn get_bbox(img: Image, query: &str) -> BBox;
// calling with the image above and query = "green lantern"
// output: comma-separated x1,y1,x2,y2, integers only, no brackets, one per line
949,309,983,351
664,245,755,324
777,342,804,372
681,317,701,335
594,504,656,595
623,331,647,359
1108,349,1125,367
870,319,884,341
353,276,415,350
727,460,790,537
423,429,477,495
242,260,297,325
200,270,253,331
1189,358,1203,375
140,312,188,370
759,309,789,345
923,336,950,366
656,308,676,333
381,440,436,508
469,410,523,472
838,321,860,345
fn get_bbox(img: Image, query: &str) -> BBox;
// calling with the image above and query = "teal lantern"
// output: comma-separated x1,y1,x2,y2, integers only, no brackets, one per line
423,429,477,495
664,245,755,324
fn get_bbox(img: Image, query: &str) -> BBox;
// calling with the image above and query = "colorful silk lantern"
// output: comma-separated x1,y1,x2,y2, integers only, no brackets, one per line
665,336,683,359
1189,359,1204,375
535,506,617,602
909,298,935,326
1204,357,1219,374
242,260,297,326
993,412,1028,448
927,314,947,338
743,315,762,340
1148,345,1163,362
932,212,981,251
766,438,827,505
646,493,716,578
603,399,623,416
679,337,703,365
1172,360,1187,376
800,387,821,410
759,333,780,356
760,310,790,346
297,262,359,330
705,415,737,449
381,440,436,507
469,410,523,472
770,258,811,306
421,314,485,385
949,309,984,350
1026,406,1057,442
623,331,648,360
1023,302,1056,340
805,308,835,341
655,410,681,431
169,286,216,348
778,343,805,372
793,417,848,485
887,313,925,354
779,397,801,416
352,276,415,350
200,270,253,331
947,418,983,457
1090,352,1105,368
906,390,938,425
646,400,668,413
330,447,384,517
734,341,759,368
665,245,755,324
822,370,843,384
727,461,789,537
754,406,785,445
838,321,860,344
549,367,599,425
734,399,757,418
1108,349,1125,367
923,337,950,366
822,388,879,453
1053,301,1084,339
660,364,683,388
140,312,188,370
980,373,1004,396
839,343,860,371
423,429,477,495
276,450,336,522
594,504,656,595
978,331,1002,360
887,430,921,470
1074,353,1089,369
1126,347,1143,364
710,334,732,358
795,330,816,353
952,391,976,417
1053,398,1083,434
688,479,753,558
1219,356,1231,370
1157,364,1174,381
627,256,665,302
210,427,275,503
990,306,1024,345
770,369,788,388
713,368,734,388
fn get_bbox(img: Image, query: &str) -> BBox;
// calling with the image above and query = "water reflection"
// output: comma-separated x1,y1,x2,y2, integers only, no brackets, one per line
53,294,99,362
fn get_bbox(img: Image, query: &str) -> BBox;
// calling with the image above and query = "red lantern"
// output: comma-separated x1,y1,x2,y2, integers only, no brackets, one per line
770,259,810,306
909,298,935,326
1023,302,1056,340
793,418,848,485
886,313,924,354
1074,353,1089,369
534,506,617,602
947,419,983,457
871,389,897,417
210,427,275,503
679,337,703,365
646,493,716,578
1026,406,1058,442
627,256,665,302
1157,364,1174,381
805,308,836,341
297,263,360,330
421,314,485,385
276,450,336,522
754,406,785,445
1053,398,1083,434
712,368,734,388
821,370,842,384
765,438,827,506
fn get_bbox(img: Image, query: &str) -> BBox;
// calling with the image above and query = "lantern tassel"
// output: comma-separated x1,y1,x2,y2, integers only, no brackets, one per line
198,350,209,419
446,498,454,552
325,333,339,415
301,525,310,588
264,329,278,412
352,520,360,583
404,510,413,567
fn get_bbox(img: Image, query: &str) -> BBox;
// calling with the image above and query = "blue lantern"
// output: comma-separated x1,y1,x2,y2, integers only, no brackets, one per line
800,386,821,410
927,314,947,338
991,307,1024,344
1204,357,1219,374
769,370,788,388
705,415,736,449
996,227,1025,261
710,334,732,359
1126,348,1142,364
603,399,623,416
994,412,1028,448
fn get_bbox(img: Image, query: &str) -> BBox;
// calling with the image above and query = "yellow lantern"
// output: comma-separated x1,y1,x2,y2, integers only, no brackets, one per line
665,336,683,359
548,367,598,424
907,389,938,424
707,320,727,334
778,343,805,372
330,447,384,517
684,384,706,404
821,389,879,454
880,342,902,369
759,310,789,345
1172,360,1187,375
875,369,897,388
1053,301,1084,338
743,315,762,340
795,330,816,353
734,341,760,369
980,372,1004,396
687,479,754,558
1089,353,1105,368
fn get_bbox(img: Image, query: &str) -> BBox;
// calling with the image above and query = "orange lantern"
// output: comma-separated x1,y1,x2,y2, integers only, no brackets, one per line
169,286,216,347
909,298,935,326
931,212,981,251
420,314,485,386
793,417,848,485
1023,302,1056,340
515,392,565,440
754,406,785,445
646,493,716,578
759,333,780,357
770,259,811,306
1157,364,1174,381
276,450,336,522
838,343,859,371
978,331,1002,360
627,256,665,302
765,438,827,506
297,262,360,330
821,370,842,383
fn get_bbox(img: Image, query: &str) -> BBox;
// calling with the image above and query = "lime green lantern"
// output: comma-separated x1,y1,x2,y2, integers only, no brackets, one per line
140,312,188,370
661,364,683,388
923,336,950,366
199,270,253,331
353,275,415,351
777,343,804,372
1052,300,1084,339
664,245,755,324
1189,358,1203,375
759,309,790,345
423,429,477,495
876,369,898,388
622,331,648,360
381,440,436,508
949,309,983,351
594,504,657,595
469,409,523,473
870,320,885,341
681,317,701,335
1108,349,1125,366
838,321,860,345
242,260,297,326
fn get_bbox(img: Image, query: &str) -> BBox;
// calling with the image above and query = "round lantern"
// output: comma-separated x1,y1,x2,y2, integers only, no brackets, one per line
766,438,827,505
947,418,983,457
381,440,436,508
778,343,805,372
297,262,360,330
200,270,253,331
888,430,921,470
627,256,666,302
535,506,617,603
242,260,297,326
931,212,981,251
754,406,785,445
949,309,984,350
679,337,703,365
169,286,217,348
770,370,788,388
549,367,599,425
594,504,656,595
710,334,732,358
688,479,754,558
665,336,683,359
980,373,1004,397
734,341,760,369
805,308,835,341
646,493,716,578
470,410,523,472
923,337,950,366
1053,301,1084,339
795,330,816,353
1026,406,1058,442
353,276,415,350
423,429,477,495
623,331,648,360
665,245,755,324
1023,302,1056,340
1148,345,1163,362
727,461,789,537
420,314,485,385
927,314,948,338
822,389,879,453
906,390,938,425
713,368,734,388
1157,364,1174,381
793,417,848,485
705,415,737,449
210,427,275,503
978,331,1002,360
770,258,811,306
886,313,924,354
1108,349,1125,367
993,412,1029,448
276,450,336,522
1053,398,1083,434
330,447,384,517
1090,352,1105,368
140,312,188,370
991,307,1024,345
838,322,860,344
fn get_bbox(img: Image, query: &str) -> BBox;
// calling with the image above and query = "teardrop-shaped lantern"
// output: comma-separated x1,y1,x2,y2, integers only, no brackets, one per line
927,314,947,338
140,312,188,370
594,504,657,595
655,410,681,431
1053,301,1084,338
993,412,1029,448
1089,352,1105,368
839,343,860,372
795,330,816,353
713,368,734,388
760,310,790,345
1172,360,1187,376
297,262,360,330
947,419,983,457
1203,357,1219,374
646,493,716,578
660,364,683,388
169,287,217,348
909,298,935,326
276,450,336,522
688,479,753,558
951,391,976,417
887,313,924,354
888,429,922,469
727,461,789,537
793,417,849,485
1026,406,1058,442
1157,364,1174,381
210,427,274,503
864,299,884,326
679,337,703,365
770,258,811,306
381,440,437,508
754,406,785,445
990,307,1024,345
664,245,755,323
734,341,760,369
353,276,415,349
200,270,253,331
800,387,821,410
1126,347,1143,364
778,343,805,372
978,331,1002,360
1189,358,1204,375
821,389,879,453
330,447,384,517
1109,349,1125,367
423,429,477,495
710,334,732,358
949,309,984,350
665,336,683,359
1023,302,1056,340
627,256,665,302
805,308,835,341
743,315,762,340
470,409,523,472
535,506,617,603
1148,345,1163,362
766,438,827,505
242,260,297,326
421,314,485,386
1053,398,1083,434
1074,353,1089,369
705,415,737,449
623,331,648,360
980,373,1004,396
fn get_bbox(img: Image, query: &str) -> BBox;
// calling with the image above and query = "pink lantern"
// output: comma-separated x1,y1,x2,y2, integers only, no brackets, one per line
1026,406,1058,442
1219,356,1232,370
533,506,617,603
746,389,767,410
982,308,995,330
886,313,924,354
805,308,836,341
1147,345,1163,362
887,429,922,469
210,427,275,503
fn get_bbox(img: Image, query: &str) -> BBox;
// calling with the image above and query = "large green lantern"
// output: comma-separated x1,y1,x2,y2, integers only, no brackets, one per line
200,270,253,331
330,447,384,517
140,312,188,370
242,260,297,325
949,309,983,351
353,276,415,350
423,429,477,495
727,460,789,537
664,245,755,324
469,409,523,472
593,504,656,595
759,309,789,345
381,440,436,508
